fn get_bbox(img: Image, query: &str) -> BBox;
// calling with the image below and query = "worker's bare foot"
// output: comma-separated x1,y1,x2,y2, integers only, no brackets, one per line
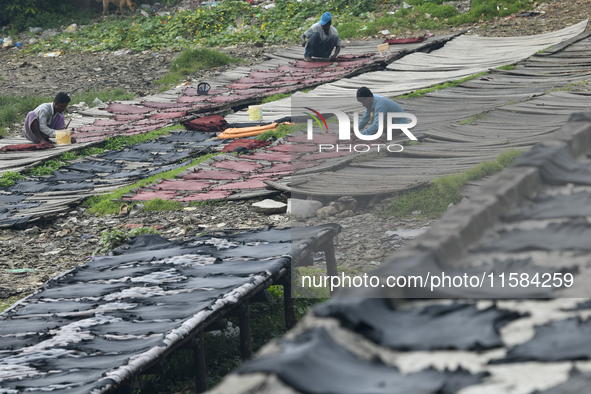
304,56,312,62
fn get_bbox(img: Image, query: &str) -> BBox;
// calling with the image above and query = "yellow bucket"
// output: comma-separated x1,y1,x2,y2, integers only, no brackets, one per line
56,129,71,145
248,105,263,121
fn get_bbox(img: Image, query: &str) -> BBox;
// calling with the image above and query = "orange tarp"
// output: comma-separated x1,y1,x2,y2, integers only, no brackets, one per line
217,123,289,139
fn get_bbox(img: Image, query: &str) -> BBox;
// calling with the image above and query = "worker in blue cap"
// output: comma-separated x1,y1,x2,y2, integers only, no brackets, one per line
300,12,341,62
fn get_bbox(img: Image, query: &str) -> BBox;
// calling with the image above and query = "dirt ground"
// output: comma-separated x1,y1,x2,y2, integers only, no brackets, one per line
0,1,590,301
0,198,431,299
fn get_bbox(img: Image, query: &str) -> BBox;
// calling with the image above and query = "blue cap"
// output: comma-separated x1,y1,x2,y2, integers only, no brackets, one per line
319,12,332,26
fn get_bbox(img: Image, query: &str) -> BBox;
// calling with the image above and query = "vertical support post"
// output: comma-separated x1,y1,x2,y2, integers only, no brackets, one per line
193,331,207,393
321,237,338,295
283,272,296,330
238,300,252,361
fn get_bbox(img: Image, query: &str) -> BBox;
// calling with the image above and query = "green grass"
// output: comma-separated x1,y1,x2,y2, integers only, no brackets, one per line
155,48,242,90
0,296,21,314
537,46,552,54
24,125,181,177
17,0,531,53
0,88,133,138
497,64,516,70
395,72,488,99
0,171,26,188
143,198,184,212
458,112,488,125
85,152,221,215
545,80,588,94
256,123,293,141
262,93,292,104
384,149,525,218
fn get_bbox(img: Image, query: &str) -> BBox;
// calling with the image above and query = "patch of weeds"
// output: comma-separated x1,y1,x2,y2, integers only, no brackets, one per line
27,159,67,176
86,152,221,215
384,149,524,218
396,72,488,99
545,80,589,94
497,64,516,70
406,140,420,146
0,171,26,188
536,46,552,54
188,200,226,207
256,124,293,141
93,226,158,256
0,296,23,314
458,112,488,125
262,92,292,104
505,100,520,106
0,77,4,80
155,48,242,90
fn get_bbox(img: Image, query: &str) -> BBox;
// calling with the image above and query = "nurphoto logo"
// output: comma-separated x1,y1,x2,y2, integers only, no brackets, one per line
304,107,418,153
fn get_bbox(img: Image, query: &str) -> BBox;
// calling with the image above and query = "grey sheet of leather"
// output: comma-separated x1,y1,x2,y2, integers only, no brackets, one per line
492,318,591,363
189,139,227,147
153,150,191,164
371,251,559,298
162,131,210,143
0,215,30,229
145,160,190,177
502,192,591,221
0,202,40,214
99,149,158,162
0,195,26,204
512,144,591,185
0,225,337,393
475,219,591,252
133,141,182,151
236,327,488,394
314,299,522,351
9,180,94,193
532,368,591,394
64,161,121,173
568,111,591,122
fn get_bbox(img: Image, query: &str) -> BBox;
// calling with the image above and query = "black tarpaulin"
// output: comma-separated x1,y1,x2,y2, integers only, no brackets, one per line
503,192,591,221
161,132,210,143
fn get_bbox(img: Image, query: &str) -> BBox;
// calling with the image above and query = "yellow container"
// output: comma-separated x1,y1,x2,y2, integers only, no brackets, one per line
248,105,263,121
56,129,71,145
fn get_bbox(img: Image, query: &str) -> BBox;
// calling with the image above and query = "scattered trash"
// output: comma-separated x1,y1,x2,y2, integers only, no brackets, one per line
119,204,130,215
15,42,22,48
6,268,37,273
380,29,390,35
65,23,78,33
428,33,435,37
29,27,43,34
515,11,545,17
43,51,64,57
264,3,275,9
28,38,37,45
93,97,104,106
411,210,421,215
403,2,413,8
175,81,190,88
113,49,132,56
141,10,149,17
2,37,13,49
130,203,144,216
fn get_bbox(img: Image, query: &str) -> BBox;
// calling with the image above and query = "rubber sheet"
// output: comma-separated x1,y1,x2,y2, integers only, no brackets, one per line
182,169,241,180
512,144,591,185
9,181,94,193
493,318,591,363
153,179,210,191
236,327,487,394
210,160,263,172
532,368,591,394
211,178,271,190
184,115,228,133
177,191,232,201
0,142,54,152
149,111,187,120
221,139,271,153
314,299,521,351
130,190,178,201
0,226,340,392
105,103,153,115
475,219,591,253
64,161,121,173
162,131,210,143
503,192,591,221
